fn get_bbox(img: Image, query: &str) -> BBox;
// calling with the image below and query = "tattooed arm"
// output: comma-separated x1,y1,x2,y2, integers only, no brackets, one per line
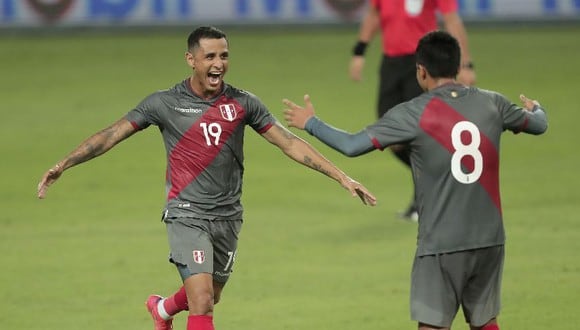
261,122,376,206
37,118,137,199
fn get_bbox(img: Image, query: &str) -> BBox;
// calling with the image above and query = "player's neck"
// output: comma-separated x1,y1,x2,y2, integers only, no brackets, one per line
188,77,223,100
427,78,457,91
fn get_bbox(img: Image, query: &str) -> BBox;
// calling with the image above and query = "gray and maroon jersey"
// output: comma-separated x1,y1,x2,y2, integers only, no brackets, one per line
125,79,276,220
365,84,547,256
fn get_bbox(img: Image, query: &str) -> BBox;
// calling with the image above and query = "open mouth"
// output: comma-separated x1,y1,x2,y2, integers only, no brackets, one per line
208,72,222,86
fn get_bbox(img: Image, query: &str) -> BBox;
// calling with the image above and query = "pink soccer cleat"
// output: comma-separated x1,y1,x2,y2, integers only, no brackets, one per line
145,295,173,330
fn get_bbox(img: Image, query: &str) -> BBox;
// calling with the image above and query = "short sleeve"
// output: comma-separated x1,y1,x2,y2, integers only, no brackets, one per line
242,92,276,134
365,104,417,149
125,92,164,130
485,90,530,133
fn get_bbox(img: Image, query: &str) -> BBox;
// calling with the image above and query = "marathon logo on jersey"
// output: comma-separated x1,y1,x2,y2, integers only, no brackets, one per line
219,104,237,122
193,250,205,264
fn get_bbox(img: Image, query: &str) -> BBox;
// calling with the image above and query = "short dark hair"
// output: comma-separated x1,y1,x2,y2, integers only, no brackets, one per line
415,31,460,79
187,26,228,51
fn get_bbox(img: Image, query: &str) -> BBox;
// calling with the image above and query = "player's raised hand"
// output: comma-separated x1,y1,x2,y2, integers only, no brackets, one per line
341,177,377,206
37,163,64,199
519,94,540,111
282,94,316,130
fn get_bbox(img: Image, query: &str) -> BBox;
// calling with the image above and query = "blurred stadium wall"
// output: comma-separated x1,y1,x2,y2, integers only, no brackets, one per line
1,0,579,29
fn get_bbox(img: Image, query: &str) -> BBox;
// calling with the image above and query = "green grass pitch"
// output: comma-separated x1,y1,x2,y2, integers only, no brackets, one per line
1,25,579,329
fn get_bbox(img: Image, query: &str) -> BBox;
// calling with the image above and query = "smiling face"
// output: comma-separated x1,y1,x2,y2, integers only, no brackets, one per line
186,37,229,99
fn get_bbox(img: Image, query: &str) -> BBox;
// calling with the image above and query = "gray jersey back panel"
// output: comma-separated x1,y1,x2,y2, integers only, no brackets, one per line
366,84,539,255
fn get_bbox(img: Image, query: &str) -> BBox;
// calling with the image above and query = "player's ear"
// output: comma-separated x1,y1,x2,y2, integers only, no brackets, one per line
417,64,427,80
416,64,426,84
185,51,195,69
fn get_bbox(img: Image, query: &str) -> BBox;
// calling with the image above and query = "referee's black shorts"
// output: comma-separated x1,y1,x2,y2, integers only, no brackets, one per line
377,54,423,118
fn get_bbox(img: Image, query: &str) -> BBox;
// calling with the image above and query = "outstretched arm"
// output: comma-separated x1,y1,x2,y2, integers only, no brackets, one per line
37,118,137,199
283,95,375,157
260,121,377,206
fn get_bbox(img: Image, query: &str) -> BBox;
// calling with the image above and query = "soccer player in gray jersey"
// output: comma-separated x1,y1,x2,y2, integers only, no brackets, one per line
283,31,547,330
37,26,377,330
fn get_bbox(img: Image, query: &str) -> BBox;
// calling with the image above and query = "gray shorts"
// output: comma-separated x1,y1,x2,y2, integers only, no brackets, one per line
410,245,504,327
165,218,242,283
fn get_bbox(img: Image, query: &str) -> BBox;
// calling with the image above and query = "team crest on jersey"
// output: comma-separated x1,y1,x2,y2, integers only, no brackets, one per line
219,104,237,122
193,250,205,264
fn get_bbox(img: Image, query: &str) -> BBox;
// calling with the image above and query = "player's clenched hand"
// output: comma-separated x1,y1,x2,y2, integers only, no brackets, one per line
37,163,64,199
282,94,316,130
519,94,540,111
341,177,377,206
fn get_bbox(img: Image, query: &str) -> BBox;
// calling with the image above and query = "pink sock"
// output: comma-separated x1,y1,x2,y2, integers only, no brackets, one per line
482,324,499,330
187,315,214,330
163,286,188,316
